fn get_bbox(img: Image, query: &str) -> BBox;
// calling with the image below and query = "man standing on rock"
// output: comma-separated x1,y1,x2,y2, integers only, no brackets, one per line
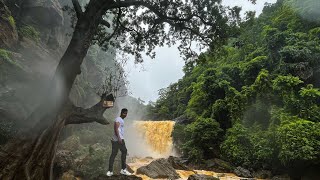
107,108,132,176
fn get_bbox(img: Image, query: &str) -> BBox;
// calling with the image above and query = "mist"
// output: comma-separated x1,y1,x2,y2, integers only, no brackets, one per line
286,0,320,23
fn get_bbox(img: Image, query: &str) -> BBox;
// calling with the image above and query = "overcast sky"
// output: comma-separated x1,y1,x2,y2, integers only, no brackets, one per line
124,0,277,103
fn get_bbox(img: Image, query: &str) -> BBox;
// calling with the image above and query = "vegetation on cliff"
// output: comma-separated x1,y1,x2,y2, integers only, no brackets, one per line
149,0,320,176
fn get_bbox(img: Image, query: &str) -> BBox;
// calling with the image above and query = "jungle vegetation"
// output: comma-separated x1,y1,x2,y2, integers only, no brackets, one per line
147,0,320,175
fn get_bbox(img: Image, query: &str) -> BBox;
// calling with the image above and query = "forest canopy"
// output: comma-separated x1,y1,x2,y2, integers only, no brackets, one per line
147,0,320,175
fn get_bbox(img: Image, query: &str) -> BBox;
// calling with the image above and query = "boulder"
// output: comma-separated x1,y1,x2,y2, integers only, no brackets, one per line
0,0,18,49
136,158,180,179
187,174,219,180
168,156,192,171
253,170,272,179
234,166,253,178
205,158,234,173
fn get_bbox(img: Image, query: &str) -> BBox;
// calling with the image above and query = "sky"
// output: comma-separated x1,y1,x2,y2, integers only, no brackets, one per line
124,0,277,103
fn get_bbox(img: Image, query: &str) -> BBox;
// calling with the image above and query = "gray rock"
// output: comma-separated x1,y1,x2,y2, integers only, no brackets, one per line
0,0,18,49
136,158,180,179
168,156,192,171
234,166,253,178
205,158,234,173
187,174,219,180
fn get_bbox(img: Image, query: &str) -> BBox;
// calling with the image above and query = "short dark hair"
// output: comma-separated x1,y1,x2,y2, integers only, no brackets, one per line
121,108,128,114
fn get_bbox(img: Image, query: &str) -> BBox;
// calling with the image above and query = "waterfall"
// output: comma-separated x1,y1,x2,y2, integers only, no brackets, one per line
125,120,176,158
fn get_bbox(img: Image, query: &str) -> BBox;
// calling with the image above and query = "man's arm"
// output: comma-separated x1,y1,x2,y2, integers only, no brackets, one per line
114,121,122,143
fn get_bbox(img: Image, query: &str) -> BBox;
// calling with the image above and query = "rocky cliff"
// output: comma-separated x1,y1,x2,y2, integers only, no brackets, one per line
0,0,118,143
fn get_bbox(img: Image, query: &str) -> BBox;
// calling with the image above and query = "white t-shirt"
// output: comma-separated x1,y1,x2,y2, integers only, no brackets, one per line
112,117,124,141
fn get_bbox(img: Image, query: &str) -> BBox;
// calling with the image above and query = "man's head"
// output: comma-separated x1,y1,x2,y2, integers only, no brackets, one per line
120,108,128,119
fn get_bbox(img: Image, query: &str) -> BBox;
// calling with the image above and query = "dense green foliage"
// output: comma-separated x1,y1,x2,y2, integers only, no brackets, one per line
150,0,320,174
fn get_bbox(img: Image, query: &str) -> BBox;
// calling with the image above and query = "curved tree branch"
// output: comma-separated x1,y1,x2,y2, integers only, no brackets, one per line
72,0,83,19
100,7,122,45
65,102,110,125
100,19,111,28
65,94,114,125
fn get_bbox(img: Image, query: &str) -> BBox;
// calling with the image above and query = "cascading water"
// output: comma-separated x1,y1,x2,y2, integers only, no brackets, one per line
125,120,176,159
134,121,175,157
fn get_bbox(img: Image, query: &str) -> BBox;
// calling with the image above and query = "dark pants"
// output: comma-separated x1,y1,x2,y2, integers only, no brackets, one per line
108,140,127,171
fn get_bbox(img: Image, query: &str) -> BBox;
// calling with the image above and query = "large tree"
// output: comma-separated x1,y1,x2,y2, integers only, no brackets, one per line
0,0,244,179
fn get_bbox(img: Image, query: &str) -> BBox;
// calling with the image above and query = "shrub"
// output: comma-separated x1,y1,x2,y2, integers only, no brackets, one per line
183,118,223,162
277,119,320,165
220,123,253,167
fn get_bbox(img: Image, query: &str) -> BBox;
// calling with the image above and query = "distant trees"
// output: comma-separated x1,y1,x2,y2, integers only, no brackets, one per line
150,0,320,176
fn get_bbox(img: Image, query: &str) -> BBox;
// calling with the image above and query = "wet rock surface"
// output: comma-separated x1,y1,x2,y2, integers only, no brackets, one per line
187,174,219,180
234,166,253,178
205,158,234,173
168,156,192,171
136,158,180,179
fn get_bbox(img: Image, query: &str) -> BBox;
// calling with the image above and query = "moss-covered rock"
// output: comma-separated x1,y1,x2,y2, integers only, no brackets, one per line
0,49,27,84
18,25,40,42
0,49,23,69
0,0,18,49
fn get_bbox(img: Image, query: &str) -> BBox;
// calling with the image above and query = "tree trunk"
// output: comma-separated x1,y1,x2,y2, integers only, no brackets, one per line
0,114,67,180
0,2,108,179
